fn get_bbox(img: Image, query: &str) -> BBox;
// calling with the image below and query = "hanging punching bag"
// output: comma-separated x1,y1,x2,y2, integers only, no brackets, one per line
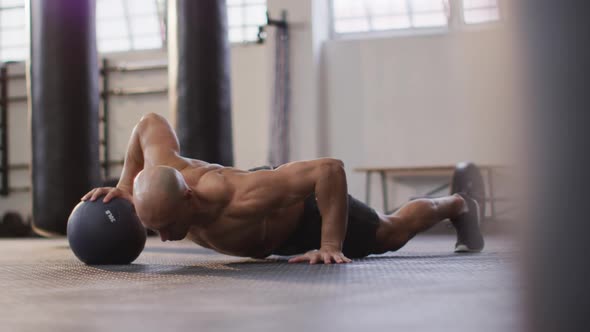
29,0,100,235
167,0,234,165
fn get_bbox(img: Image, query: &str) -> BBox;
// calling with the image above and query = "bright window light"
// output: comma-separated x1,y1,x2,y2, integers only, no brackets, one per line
227,0,267,43
463,0,500,24
332,0,449,35
0,0,266,61
97,0,164,53
0,0,27,62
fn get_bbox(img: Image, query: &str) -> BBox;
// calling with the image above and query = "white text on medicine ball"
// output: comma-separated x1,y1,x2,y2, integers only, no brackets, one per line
105,210,116,223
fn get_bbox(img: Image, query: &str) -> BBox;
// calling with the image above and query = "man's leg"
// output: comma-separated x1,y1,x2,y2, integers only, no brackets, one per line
373,194,468,253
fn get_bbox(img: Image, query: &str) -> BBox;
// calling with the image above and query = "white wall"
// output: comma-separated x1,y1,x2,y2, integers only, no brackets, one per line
229,44,271,169
265,0,519,210
323,27,520,209
1,63,30,215
101,46,270,174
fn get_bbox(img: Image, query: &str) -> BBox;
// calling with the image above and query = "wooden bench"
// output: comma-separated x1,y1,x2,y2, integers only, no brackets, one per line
353,165,507,220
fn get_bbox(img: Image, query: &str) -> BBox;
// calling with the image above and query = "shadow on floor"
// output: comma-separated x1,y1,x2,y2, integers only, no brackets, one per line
90,251,490,285
142,246,219,255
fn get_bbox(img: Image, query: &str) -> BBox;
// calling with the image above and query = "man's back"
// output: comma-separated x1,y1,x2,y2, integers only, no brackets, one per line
181,164,306,258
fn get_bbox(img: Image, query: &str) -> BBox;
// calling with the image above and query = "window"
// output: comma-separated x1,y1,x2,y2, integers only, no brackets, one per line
0,0,266,61
463,0,500,24
332,0,449,35
227,0,267,43
97,0,163,53
0,0,164,61
0,0,27,62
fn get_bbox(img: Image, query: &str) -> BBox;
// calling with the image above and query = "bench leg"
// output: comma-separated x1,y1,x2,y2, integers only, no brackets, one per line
487,169,495,220
380,171,389,213
365,171,372,205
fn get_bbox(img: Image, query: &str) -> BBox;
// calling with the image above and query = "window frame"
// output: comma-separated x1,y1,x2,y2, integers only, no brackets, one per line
227,0,268,45
0,0,27,62
0,0,267,61
96,0,164,55
329,0,451,40
460,0,503,27
329,0,504,41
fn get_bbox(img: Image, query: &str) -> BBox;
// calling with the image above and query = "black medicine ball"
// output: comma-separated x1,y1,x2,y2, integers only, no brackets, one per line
67,196,146,265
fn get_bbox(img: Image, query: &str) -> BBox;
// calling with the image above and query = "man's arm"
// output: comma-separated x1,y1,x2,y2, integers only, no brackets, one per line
115,119,145,195
82,113,187,202
241,158,352,264
117,113,185,192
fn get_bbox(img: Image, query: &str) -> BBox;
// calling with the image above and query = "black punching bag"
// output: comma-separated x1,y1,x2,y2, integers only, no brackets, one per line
168,0,234,165
30,0,100,235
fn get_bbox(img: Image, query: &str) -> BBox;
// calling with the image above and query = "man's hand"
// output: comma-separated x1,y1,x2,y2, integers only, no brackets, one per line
288,247,352,264
81,187,133,204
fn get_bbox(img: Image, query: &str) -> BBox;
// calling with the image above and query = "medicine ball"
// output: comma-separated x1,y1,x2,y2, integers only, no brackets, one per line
67,196,146,265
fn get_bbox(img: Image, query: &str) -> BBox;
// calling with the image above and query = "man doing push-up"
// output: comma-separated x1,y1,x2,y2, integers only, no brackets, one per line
82,113,484,264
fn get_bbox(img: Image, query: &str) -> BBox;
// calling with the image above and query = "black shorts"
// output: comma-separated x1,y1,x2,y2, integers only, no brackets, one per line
272,193,380,258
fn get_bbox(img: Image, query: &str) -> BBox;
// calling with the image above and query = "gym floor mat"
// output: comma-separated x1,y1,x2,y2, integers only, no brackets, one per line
0,234,519,332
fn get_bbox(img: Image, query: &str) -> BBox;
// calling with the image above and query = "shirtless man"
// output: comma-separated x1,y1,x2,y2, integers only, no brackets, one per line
82,113,484,264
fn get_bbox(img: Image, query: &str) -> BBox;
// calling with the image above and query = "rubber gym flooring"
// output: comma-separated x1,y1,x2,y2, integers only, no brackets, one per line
0,234,519,332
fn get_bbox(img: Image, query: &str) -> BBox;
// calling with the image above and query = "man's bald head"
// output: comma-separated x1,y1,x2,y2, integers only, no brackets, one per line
133,166,191,230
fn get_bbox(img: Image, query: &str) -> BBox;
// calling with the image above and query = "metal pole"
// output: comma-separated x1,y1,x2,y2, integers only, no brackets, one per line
380,171,389,213
101,58,110,179
365,171,371,205
0,65,8,196
486,168,495,220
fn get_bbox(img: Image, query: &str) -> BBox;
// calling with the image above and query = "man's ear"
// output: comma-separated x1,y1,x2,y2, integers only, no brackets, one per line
183,188,193,199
